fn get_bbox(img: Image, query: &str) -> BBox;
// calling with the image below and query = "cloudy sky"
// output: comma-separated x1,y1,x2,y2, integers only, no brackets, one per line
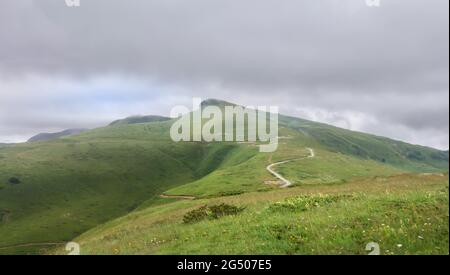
0,0,448,150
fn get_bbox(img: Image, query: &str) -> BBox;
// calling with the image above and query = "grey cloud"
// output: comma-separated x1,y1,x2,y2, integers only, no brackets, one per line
0,0,448,149
0,0,447,90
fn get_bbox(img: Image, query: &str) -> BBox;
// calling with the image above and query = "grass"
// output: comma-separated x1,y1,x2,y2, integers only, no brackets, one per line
277,149,402,185
52,174,448,255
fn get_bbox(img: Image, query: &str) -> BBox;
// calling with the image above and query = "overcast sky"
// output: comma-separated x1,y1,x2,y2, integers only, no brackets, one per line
0,0,448,150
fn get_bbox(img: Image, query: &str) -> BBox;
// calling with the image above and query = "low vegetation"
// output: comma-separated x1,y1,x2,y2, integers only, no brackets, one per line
183,204,245,224
8,177,20,185
267,194,354,212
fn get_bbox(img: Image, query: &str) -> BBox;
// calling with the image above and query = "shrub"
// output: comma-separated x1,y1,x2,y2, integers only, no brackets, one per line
406,150,425,161
183,205,210,224
8,177,21,185
208,203,245,219
183,203,245,224
216,191,244,197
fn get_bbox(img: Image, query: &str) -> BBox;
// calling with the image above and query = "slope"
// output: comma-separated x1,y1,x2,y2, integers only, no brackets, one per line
279,115,448,172
0,120,255,253
28,129,88,142
109,115,171,126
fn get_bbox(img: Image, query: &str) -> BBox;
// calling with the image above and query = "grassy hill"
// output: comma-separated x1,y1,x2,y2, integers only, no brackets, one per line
28,129,88,142
0,99,448,254
109,115,171,126
279,115,448,172
0,121,253,253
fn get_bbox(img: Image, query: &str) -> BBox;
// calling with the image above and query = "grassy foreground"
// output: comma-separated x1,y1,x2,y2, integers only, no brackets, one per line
52,173,449,255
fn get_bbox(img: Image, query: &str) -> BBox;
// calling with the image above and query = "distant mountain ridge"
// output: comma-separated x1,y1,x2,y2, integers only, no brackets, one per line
109,115,171,126
26,115,172,142
28,128,88,142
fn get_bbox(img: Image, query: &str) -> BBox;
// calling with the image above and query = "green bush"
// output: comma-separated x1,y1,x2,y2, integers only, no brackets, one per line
208,203,245,219
183,205,210,224
216,191,244,197
8,177,21,185
183,203,245,224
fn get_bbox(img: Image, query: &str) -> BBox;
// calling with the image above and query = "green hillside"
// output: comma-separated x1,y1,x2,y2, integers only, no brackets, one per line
0,121,253,253
109,115,171,126
279,115,448,172
28,129,88,142
0,100,448,254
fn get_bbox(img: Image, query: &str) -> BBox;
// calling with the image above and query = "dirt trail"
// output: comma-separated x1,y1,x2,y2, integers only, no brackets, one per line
0,242,65,251
266,148,315,188
159,194,196,200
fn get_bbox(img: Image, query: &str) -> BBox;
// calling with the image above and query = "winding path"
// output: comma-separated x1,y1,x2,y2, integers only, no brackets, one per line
266,148,315,188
